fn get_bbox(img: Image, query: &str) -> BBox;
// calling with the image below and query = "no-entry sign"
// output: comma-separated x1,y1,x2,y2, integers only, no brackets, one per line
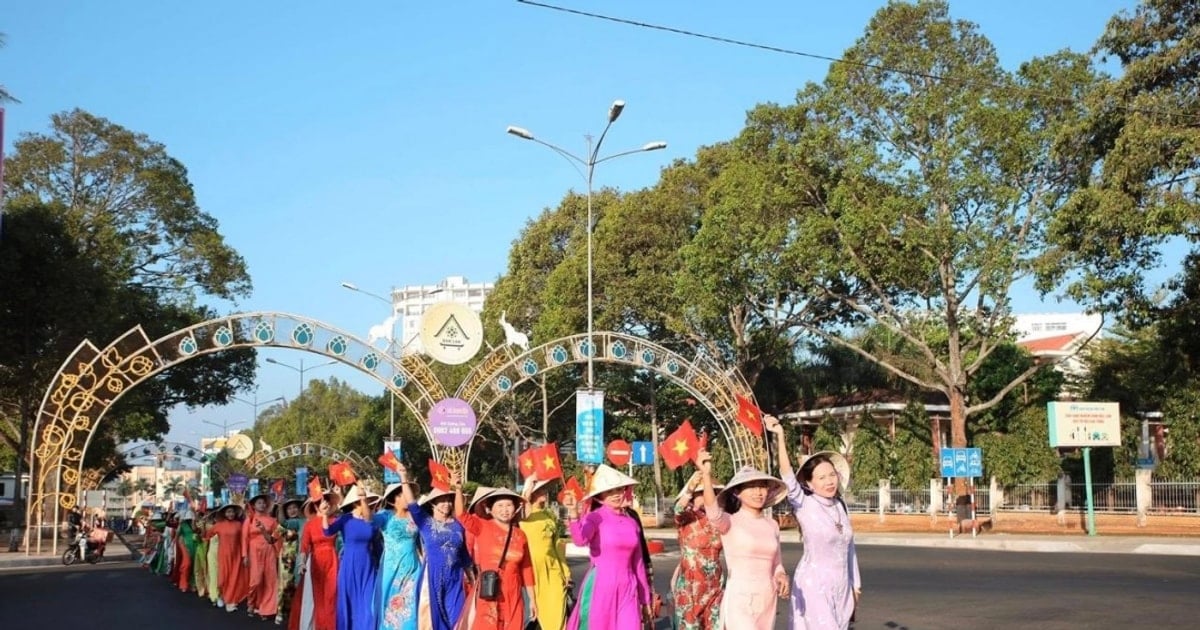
607,439,632,467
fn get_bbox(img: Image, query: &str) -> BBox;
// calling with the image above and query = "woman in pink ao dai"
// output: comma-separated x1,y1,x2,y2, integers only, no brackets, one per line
697,450,790,629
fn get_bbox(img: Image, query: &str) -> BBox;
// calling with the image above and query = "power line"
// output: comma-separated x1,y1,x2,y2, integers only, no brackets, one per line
514,0,1191,123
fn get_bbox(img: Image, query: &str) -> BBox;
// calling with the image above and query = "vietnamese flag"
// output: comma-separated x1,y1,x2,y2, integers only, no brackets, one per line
533,442,563,480
307,478,324,503
517,446,539,479
378,450,402,474
428,459,452,492
328,461,357,487
558,476,585,504
270,478,286,501
735,394,764,437
660,420,700,470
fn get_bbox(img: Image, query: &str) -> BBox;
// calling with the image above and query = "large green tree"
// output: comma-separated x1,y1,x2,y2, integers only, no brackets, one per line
780,1,1100,475
1,110,255,477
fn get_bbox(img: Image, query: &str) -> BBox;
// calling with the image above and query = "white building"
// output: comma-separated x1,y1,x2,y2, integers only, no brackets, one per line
1012,312,1104,384
391,276,494,355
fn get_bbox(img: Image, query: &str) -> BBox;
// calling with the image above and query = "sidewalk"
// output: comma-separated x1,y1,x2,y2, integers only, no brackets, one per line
0,530,142,569
640,527,1200,556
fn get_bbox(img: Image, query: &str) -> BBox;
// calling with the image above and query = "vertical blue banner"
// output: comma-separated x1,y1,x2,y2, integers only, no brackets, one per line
575,390,605,464
248,478,260,499
205,491,215,510
382,440,403,483
220,487,230,506
295,466,308,498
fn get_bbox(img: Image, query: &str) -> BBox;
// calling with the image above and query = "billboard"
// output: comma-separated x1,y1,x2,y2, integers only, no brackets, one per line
1047,402,1121,447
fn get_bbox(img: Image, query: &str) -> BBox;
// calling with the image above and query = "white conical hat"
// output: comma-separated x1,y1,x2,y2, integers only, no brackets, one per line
584,464,638,500
717,466,787,510
339,485,372,511
799,450,851,491
467,486,498,513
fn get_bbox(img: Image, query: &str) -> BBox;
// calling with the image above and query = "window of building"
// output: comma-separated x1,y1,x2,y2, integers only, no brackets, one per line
1031,323,1043,332
1045,322,1068,332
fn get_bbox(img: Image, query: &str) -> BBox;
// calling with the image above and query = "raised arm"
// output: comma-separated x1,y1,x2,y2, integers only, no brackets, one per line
766,415,807,509
451,471,465,517
697,449,730,534
398,463,416,506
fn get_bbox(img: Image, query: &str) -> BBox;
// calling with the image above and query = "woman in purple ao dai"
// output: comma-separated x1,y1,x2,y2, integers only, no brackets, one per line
767,415,861,630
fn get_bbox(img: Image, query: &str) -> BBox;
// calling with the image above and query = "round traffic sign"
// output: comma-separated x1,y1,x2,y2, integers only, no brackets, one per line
606,439,632,467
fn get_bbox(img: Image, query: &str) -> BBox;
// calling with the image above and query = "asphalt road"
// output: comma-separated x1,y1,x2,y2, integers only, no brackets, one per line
2,543,1196,629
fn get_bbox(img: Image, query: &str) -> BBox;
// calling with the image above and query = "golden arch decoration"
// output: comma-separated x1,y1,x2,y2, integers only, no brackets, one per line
456,331,766,474
245,442,376,477
25,312,458,554
27,315,764,555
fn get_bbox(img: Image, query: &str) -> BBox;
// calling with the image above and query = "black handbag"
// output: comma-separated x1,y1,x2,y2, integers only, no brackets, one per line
478,523,514,601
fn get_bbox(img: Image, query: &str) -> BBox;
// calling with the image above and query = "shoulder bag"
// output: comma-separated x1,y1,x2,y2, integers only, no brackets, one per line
478,523,514,601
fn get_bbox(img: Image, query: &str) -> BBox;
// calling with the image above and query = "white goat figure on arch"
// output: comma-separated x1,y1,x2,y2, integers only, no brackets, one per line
498,311,530,352
367,312,399,350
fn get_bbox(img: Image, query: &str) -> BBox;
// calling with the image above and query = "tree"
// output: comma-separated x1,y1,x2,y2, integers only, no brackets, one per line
849,411,891,489
893,402,935,492
974,406,1061,487
1157,391,1200,479
1,111,256,490
115,478,135,518
1050,0,1200,313
779,1,1099,491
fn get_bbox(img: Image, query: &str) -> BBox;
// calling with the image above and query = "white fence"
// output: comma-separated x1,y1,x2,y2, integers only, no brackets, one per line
998,480,1200,514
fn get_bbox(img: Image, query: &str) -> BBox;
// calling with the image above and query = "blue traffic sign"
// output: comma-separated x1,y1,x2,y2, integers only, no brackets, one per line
631,441,655,466
940,447,983,478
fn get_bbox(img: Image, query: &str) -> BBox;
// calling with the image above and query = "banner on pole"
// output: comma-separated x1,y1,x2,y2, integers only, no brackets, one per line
295,467,309,498
382,440,403,483
575,390,605,464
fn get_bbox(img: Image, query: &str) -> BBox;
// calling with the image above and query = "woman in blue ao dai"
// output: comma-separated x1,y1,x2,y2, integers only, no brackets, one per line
768,416,861,630
404,475,473,630
323,484,383,630
375,478,423,630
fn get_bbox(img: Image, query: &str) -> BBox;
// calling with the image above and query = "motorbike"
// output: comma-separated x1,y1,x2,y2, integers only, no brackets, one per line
62,530,107,565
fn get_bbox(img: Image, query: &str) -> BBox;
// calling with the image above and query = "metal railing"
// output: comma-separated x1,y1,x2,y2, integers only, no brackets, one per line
994,480,1200,514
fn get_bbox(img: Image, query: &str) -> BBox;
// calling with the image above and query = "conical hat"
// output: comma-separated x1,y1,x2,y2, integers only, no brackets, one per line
717,466,787,510
472,488,523,517
524,475,556,498
339,485,370,511
584,464,638,500
467,486,498,514
418,487,454,506
799,450,851,492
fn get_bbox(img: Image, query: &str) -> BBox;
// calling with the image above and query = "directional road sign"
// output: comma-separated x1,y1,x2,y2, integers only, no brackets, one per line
631,441,655,466
940,447,983,478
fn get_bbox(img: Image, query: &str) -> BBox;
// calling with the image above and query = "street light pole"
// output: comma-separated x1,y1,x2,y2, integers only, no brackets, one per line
507,100,666,389
265,357,338,443
231,393,286,429
342,282,399,438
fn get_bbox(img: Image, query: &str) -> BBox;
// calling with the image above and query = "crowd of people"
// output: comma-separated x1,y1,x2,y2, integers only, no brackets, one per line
134,414,860,630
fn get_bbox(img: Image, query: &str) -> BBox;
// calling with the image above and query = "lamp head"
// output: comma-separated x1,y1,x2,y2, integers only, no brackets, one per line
340,282,358,290
506,126,534,140
642,141,667,151
608,100,625,123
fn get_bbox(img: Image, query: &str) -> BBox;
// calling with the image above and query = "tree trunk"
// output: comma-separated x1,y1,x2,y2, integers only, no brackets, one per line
949,386,968,496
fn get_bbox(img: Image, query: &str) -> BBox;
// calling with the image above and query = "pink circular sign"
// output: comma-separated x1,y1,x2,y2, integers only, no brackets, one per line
428,397,478,447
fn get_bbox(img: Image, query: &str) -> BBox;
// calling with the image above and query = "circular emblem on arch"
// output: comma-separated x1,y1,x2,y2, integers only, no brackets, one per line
292,323,315,347
610,340,628,360
666,358,681,375
495,375,513,392
253,321,275,344
327,335,349,356
578,339,595,358
361,352,380,370
640,348,656,365
521,358,539,376
392,372,408,389
550,345,569,365
179,336,199,356
214,326,235,347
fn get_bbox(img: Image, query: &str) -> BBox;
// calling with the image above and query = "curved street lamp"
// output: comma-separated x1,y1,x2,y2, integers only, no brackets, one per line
506,100,666,390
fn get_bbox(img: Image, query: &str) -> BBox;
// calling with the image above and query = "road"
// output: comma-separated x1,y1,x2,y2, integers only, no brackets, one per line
2,543,1196,629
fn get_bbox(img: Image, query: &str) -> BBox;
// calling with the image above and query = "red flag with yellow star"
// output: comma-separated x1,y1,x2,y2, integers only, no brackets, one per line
378,450,402,474
517,446,539,479
328,461,357,486
533,442,563,480
428,459,451,492
735,394,764,437
558,476,585,504
660,420,700,470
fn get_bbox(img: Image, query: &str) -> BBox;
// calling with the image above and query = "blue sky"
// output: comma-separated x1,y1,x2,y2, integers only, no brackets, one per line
2,1,1141,448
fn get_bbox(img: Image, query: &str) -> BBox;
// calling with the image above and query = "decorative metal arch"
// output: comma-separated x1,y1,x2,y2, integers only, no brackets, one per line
26,312,456,554
456,331,766,473
80,441,209,491
245,442,375,478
